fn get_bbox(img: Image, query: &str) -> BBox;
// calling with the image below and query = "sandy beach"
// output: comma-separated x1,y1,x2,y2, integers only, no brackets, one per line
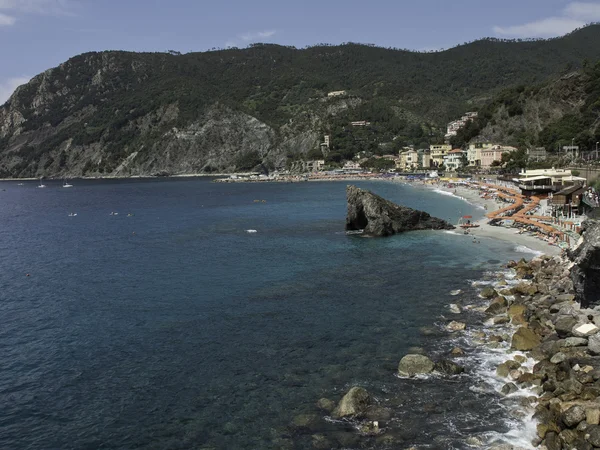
406,180,563,256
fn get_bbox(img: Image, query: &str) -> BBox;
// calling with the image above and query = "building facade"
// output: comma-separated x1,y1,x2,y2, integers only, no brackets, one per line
443,149,466,172
467,142,494,167
430,144,452,167
480,146,516,169
397,149,419,170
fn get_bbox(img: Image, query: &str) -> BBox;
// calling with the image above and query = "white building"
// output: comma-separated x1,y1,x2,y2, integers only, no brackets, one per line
444,112,479,140
443,149,466,171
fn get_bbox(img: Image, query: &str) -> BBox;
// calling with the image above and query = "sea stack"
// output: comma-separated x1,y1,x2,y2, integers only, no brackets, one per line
345,185,455,237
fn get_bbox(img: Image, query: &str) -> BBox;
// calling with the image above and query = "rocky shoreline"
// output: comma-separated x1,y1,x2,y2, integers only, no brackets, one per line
295,220,600,449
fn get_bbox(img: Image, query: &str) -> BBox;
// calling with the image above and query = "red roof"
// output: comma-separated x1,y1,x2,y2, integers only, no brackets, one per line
449,149,464,153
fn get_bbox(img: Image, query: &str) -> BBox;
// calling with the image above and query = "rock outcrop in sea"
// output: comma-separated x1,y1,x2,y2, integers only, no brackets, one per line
345,185,455,237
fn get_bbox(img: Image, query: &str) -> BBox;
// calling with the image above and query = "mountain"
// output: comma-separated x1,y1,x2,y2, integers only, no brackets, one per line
450,61,600,152
2,25,600,178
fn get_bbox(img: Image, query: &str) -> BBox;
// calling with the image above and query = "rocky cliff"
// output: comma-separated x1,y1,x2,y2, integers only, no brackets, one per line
345,185,455,236
570,219,600,308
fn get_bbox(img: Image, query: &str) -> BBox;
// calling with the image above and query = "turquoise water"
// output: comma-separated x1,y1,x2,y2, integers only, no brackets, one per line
0,178,536,449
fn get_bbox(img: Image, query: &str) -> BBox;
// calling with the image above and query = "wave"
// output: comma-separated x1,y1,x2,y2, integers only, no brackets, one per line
432,189,485,210
514,245,544,256
443,230,462,235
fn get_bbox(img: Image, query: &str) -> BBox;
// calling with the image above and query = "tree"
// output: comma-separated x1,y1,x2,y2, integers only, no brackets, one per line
501,149,528,172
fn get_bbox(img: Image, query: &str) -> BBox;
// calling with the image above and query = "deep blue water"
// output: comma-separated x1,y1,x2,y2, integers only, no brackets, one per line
0,178,535,449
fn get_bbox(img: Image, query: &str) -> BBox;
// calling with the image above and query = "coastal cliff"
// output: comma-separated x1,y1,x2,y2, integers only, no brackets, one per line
345,185,455,236
570,220,600,308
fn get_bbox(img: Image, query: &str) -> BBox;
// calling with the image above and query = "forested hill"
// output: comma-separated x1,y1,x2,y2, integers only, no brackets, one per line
2,25,600,178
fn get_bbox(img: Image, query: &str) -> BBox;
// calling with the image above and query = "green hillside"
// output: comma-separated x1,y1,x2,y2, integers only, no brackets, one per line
2,25,600,177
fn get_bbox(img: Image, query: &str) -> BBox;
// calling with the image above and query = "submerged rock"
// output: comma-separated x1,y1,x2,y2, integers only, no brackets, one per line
434,359,465,375
332,386,370,419
345,185,454,237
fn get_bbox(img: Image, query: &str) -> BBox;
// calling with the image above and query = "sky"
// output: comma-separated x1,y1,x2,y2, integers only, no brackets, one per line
1,0,600,104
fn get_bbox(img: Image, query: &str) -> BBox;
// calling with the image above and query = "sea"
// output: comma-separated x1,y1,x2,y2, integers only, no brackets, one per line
0,178,544,450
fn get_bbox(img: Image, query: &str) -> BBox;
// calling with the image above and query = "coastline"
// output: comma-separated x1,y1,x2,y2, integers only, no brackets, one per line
390,178,562,257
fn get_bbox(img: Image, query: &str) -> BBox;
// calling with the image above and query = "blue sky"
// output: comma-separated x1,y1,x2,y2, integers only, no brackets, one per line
1,0,600,103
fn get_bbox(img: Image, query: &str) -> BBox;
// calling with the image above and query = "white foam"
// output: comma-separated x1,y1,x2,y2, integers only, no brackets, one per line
246,229,258,233
432,189,485,210
443,230,462,235
514,245,543,256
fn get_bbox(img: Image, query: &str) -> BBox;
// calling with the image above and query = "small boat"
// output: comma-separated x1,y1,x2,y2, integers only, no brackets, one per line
17,183,24,186
458,215,480,229
37,177,46,188
68,212,77,217
63,179,73,188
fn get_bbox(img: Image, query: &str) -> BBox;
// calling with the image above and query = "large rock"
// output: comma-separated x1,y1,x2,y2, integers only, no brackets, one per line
398,354,435,377
434,359,465,375
562,405,586,427
345,185,455,237
569,219,600,307
511,327,541,351
332,387,370,419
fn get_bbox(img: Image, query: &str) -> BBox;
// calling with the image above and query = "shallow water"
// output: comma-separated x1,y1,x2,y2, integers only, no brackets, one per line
0,178,536,449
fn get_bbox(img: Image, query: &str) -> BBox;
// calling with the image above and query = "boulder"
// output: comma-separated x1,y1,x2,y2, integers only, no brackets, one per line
587,409,600,425
563,405,586,427
564,337,589,347
480,287,497,299
434,359,465,375
572,323,600,337
554,316,578,338
450,347,465,356
513,283,539,296
501,382,519,395
447,321,466,332
332,387,370,419
345,185,454,237
589,334,600,355
587,425,600,446
398,354,434,377
511,327,541,351
569,219,600,308
485,296,508,315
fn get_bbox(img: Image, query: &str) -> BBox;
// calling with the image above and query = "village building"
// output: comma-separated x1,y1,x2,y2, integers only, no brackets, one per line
305,160,325,172
397,149,419,171
430,144,452,167
527,147,547,161
480,145,516,169
444,112,478,140
443,149,466,171
467,142,494,167
514,168,587,195
421,150,431,168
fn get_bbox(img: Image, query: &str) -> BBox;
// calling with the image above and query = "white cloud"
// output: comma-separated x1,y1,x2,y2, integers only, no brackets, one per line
239,30,276,42
0,0,74,16
0,12,14,25
493,17,586,38
493,1,599,38
564,2,600,20
0,76,31,105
